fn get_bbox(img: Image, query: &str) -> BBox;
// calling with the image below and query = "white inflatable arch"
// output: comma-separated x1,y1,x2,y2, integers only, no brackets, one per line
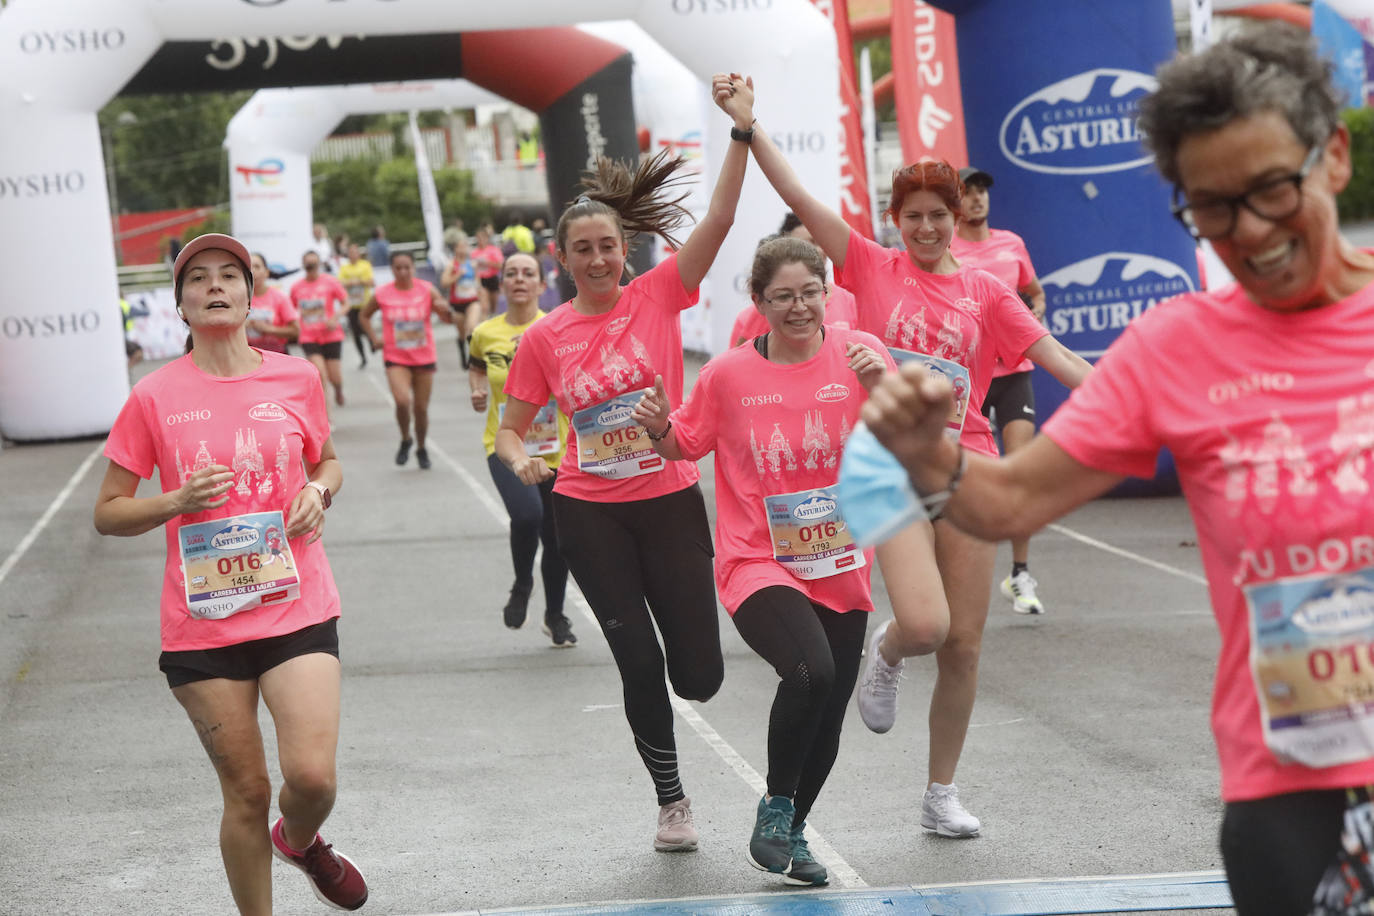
0,0,838,441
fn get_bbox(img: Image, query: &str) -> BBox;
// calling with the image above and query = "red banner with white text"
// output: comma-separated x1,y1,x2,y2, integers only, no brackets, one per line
891,0,967,168
812,0,875,238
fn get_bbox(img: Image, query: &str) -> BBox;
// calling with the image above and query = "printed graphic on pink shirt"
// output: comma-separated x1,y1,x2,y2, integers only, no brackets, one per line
103,352,340,652
672,328,892,614
503,256,700,503
375,281,438,366
835,230,1047,455
950,229,1038,375
1042,279,1374,801
290,276,348,345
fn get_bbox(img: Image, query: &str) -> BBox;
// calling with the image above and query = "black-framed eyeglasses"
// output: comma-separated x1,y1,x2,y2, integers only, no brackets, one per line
1170,142,1325,240
763,286,826,309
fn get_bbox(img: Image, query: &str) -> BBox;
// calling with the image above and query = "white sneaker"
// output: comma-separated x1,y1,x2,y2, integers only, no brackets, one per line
856,619,904,734
1001,570,1044,615
920,782,981,837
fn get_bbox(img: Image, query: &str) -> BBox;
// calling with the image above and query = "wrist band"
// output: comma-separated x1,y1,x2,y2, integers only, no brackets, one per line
730,119,756,143
918,444,965,521
646,419,673,442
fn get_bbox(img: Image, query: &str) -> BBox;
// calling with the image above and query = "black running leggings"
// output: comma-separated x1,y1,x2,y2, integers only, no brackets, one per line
554,484,723,805
732,586,867,826
346,308,369,362
1220,787,1348,915
486,453,566,618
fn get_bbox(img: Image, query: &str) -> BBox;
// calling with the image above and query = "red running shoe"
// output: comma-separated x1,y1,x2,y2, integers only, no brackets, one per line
270,817,368,911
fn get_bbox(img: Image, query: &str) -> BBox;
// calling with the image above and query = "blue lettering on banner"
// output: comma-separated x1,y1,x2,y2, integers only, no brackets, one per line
1041,252,1193,355
998,69,1157,175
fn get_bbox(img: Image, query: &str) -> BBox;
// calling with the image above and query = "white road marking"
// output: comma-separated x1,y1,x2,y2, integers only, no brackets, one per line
1047,523,1208,586
0,443,103,592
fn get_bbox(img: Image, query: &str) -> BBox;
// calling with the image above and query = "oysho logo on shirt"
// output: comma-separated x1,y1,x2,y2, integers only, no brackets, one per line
1208,372,1294,405
248,402,288,421
741,393,783,407
166,409,212,426
555,341,589,357
815,383,850,403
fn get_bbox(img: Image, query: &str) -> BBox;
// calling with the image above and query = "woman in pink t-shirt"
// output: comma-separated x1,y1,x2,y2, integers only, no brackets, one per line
734,73,1092,836
245,252,299,354
92,234,367,912
633,236,897,886
472,224,504,328
289,250,350,407
861,24,1374,915
495,75,752,853
360,250,452,470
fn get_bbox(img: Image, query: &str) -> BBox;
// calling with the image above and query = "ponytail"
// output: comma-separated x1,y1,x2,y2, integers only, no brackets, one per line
555,148,695,259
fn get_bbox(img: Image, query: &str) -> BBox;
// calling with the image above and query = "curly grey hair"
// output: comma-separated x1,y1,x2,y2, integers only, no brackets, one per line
1138,22,1343,186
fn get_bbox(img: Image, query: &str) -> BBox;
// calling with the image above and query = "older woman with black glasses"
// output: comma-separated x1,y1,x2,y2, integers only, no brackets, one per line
861,23,1374,915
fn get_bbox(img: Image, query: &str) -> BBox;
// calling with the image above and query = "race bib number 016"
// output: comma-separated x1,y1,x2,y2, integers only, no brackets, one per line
1245,570,1374,768
178,510,300,620
888,348,970,440
571,392,663,480
764,486,865,580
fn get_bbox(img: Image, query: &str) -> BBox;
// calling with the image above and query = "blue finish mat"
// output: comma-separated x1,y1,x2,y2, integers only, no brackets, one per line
472,871,1233,915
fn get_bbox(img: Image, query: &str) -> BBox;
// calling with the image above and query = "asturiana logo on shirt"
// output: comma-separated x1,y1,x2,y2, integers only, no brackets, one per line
741,393,783,407
1292,578,1374,637
165,409,212,425
793,495,837,521
815,383,850,403
607,316,631,335
597,404,635,427
210,524,261,551
248,402,288,421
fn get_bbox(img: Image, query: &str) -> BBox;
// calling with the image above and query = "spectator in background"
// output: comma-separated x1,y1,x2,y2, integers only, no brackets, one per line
367,225,390,268
311,224,335,270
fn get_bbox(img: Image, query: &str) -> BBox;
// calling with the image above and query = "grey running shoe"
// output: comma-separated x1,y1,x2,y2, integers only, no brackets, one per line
394,439,413,466
921,782,981,837
783,823,829,886
856,619,904,733
747,795,794,874
654,797,698,851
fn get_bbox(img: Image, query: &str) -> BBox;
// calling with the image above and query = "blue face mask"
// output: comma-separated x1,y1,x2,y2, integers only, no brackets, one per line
837,421,925,547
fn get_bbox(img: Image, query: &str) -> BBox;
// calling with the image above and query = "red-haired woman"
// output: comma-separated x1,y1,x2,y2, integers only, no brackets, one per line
734,75,1090,836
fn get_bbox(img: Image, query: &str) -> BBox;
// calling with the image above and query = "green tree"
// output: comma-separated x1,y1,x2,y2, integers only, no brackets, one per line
99,92,252,212
313,157,493,245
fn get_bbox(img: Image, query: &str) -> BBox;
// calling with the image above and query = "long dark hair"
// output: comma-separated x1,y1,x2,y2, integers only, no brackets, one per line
555,149,695,264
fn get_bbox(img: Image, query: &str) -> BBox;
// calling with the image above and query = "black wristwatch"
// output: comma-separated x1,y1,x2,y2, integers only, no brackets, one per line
730,121,755,144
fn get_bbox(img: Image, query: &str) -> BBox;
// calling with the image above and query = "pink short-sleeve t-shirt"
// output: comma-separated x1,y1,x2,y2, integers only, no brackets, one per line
835,230,1048,455
104,351,340,652
375,280,438,366
1043,277,1374,803
504,254,701,502
246,286,298,354
949,228,1039,376
290,276,349,345
672,327,894,614
729,285,861,347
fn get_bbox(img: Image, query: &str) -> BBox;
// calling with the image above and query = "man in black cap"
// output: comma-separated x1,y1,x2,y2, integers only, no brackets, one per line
950,166,1049,615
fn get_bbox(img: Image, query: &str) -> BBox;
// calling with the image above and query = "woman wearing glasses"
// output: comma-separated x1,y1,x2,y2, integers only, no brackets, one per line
634,235,891,886
730,74,1090,837
861,23,1374,915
